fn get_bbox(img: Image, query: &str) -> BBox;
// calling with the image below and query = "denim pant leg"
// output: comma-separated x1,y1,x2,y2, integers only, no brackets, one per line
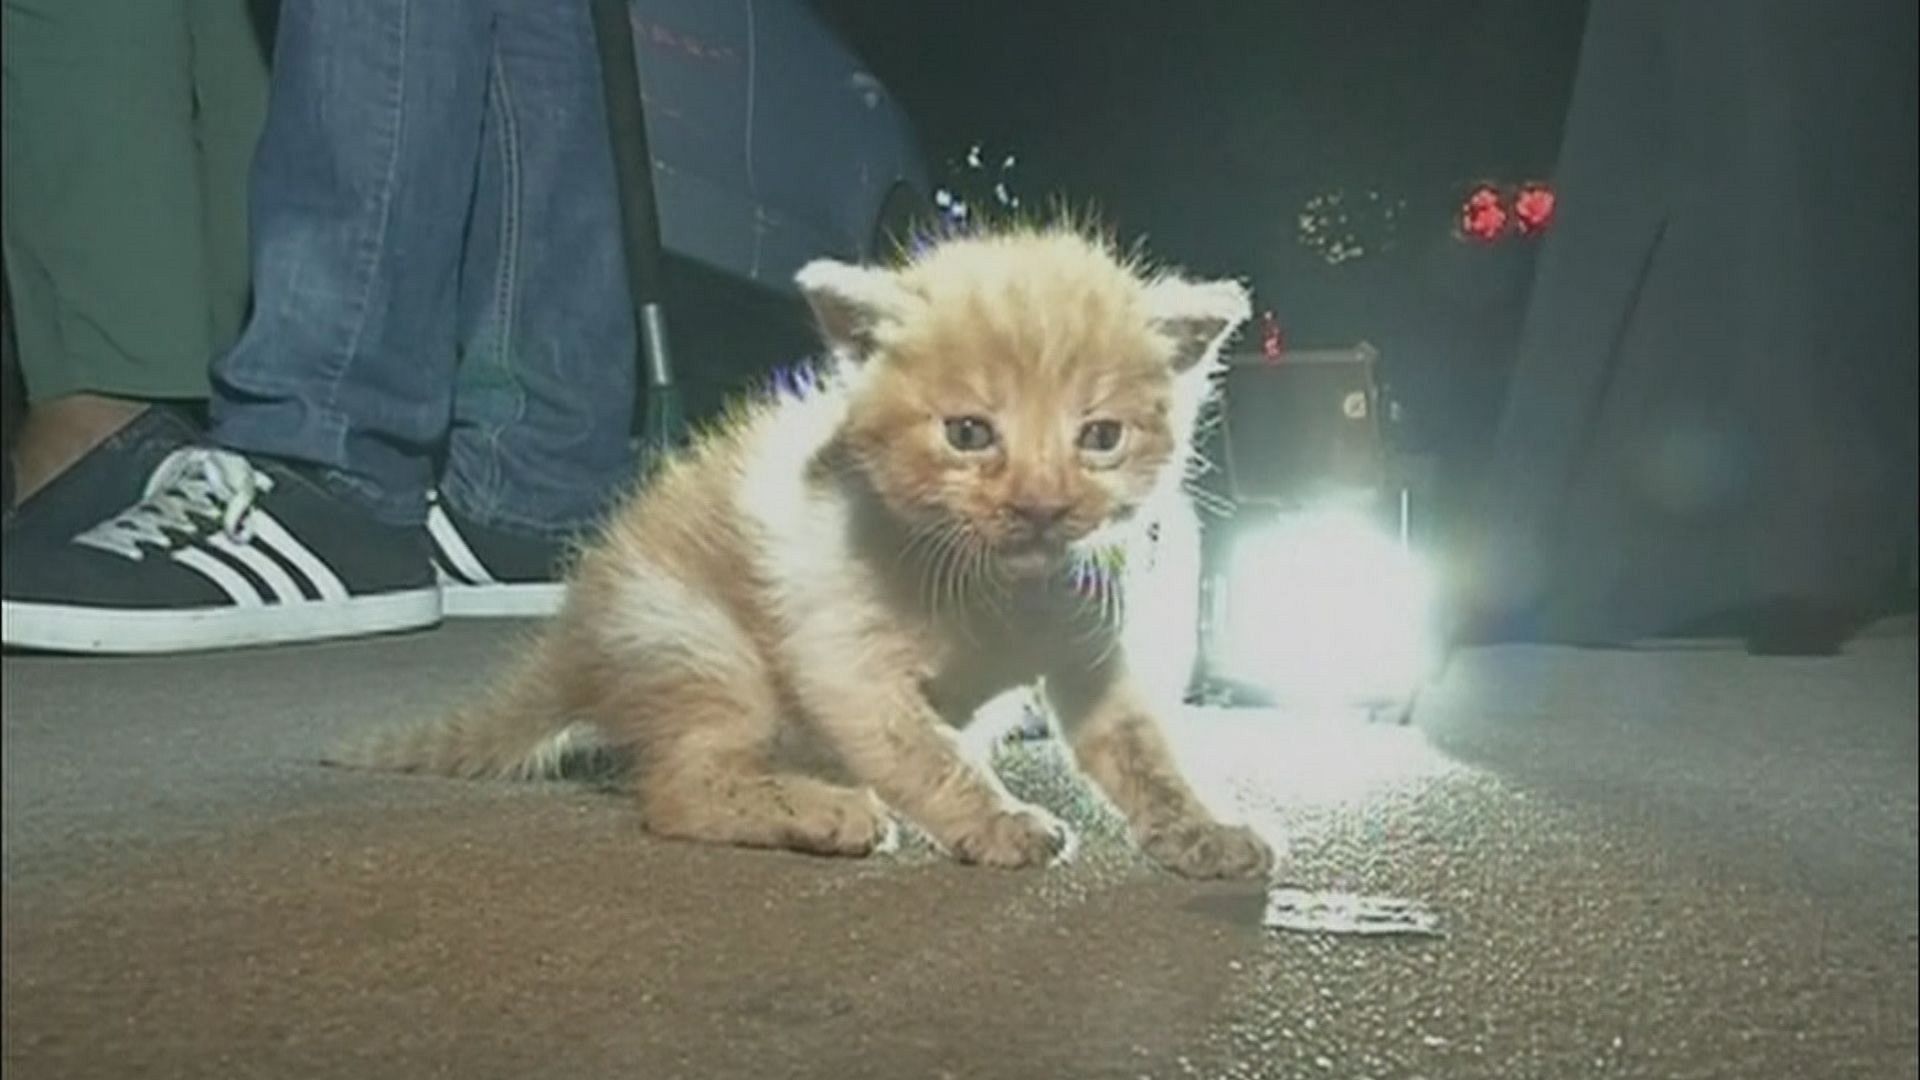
437,0,635,538
209,0,493,526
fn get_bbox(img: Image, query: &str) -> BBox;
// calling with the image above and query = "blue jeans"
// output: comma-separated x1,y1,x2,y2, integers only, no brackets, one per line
209,0,635,535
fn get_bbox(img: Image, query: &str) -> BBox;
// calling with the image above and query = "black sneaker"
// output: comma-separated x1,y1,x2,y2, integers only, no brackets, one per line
426,495,570,618
3,405,201,536
1,447,440,654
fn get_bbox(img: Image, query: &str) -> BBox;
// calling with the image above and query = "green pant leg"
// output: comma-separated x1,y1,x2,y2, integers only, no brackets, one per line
188,0,271,354
1,0,254,404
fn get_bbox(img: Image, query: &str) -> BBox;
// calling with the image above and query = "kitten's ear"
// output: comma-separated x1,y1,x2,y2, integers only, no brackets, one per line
795,259,914,364
1143,277,1252,373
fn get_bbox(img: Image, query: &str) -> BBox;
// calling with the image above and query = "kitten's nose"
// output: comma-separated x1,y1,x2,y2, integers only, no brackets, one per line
1010,501,1071,532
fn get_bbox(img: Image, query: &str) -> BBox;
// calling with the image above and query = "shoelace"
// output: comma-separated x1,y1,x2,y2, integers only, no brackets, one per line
74,448,275,560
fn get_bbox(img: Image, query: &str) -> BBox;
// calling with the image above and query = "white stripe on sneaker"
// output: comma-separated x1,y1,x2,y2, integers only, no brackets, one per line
248,511,350,602
172,547,266,607
427,504,496,585
208,533,308,604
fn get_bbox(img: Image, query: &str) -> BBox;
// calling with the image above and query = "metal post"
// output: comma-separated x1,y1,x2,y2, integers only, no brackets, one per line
587,0,682,459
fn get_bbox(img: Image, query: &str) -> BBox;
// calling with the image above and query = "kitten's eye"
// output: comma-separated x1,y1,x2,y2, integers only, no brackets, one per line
1076,419,1126,454
943,415,997,452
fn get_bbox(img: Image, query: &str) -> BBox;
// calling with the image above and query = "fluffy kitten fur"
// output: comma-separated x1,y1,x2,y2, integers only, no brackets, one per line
339,225,1274,879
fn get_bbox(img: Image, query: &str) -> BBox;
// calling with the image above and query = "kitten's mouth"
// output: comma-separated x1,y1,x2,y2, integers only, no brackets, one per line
995,539,1068,577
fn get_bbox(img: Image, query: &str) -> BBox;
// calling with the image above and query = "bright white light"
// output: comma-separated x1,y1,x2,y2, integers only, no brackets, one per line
1217,507,1436,709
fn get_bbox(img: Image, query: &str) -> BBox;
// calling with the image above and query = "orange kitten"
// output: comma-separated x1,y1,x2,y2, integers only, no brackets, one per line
338,225,1273,879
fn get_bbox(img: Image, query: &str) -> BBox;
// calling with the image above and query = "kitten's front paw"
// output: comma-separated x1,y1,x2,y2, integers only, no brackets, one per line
1139,819,1275,880
790,788,898,858
951,807,1073,870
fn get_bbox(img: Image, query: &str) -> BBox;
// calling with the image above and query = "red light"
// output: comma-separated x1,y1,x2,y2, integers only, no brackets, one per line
1259,311,1285,362
1459,184,1507,243
1514,183,1555,234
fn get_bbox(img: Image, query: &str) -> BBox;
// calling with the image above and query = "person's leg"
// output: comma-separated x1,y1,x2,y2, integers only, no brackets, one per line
427,0,636,615
189,0,274,357
208,0,494,528
1,0,262,501
1,0,497,654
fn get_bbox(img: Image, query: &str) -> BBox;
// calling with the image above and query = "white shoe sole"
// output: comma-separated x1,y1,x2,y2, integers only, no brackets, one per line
1,588,443,655
441,581,567,618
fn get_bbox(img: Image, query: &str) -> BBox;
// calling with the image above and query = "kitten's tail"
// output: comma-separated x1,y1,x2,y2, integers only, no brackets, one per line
323,646,586,781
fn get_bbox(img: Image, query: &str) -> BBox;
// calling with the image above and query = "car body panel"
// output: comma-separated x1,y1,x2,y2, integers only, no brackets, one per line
627,0,926,294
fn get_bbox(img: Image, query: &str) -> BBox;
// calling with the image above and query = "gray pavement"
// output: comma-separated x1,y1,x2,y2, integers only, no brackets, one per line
4,620,1916,1079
